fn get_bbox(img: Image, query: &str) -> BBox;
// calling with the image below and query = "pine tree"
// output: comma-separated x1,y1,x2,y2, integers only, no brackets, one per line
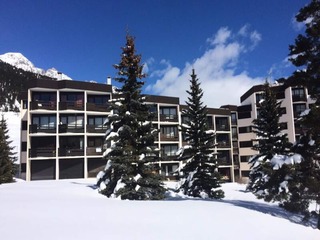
247,81,293,202
178,69,224,199
96,34,165,200
0,115,16,184
285,0,320,225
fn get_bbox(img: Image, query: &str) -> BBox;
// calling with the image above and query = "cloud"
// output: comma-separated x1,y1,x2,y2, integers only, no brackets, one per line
146,26,264,107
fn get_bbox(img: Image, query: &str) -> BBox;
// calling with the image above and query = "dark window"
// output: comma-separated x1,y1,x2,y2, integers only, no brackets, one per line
22,100,28,109
231,113,237,125
240,156,251,162
87,95,110,105
293,104,306,118
276,91,285,99
20,163,26,173
292,87,306,101
88,116,106,126
161,144,178,156
215,117,229,131
231,127,238,138
242,170,250,177
21,121,27,130
87,137,103,147
21,142,27,152
32,115,56,130
280,107,286,115
32,92,56,102
239,141,252,148
280,122,288,130
238,111,251,119
60,115,84,128
256,93,263,103
238,126,251,134
206,116,213,128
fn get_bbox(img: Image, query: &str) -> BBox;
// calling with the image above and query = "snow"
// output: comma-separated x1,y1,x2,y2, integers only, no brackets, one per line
271,154,303,170
0,179,318,240
1,111,20,163
0,52,72,80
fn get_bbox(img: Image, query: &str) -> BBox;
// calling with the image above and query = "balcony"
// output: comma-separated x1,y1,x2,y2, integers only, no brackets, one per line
160,114,178,122
58,148,84,157
86,147,103,156
29,124,56,134
30,101,57,111
29,148,56,158
59,101,84,111
292,95,307,102
86,124,108,133
216,124,230,131
216,141,231,148
86,102,109,112
160,133,179,141
58,124,84,133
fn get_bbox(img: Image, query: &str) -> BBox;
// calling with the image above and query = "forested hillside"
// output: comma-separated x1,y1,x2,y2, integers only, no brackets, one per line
0,60,54,111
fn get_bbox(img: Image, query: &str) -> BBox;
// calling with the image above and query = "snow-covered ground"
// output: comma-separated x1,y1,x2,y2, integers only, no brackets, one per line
0,179,319,240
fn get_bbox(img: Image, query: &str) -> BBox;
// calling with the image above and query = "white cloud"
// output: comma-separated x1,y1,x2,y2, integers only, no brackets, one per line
146,26,264,107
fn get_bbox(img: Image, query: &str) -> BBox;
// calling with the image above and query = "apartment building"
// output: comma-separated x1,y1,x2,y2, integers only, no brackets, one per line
236,79,315,179
20,79,236,182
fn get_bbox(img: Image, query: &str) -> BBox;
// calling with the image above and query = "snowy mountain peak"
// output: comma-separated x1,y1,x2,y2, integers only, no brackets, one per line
0,52,72,80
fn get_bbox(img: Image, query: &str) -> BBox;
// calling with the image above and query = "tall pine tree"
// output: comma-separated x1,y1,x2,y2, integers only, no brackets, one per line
247,81,293,202
284,0,320,225
97,34,165,200
0,115,16,184
178,69,224,199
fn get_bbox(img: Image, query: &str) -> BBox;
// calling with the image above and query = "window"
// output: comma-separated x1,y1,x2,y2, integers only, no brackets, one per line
32,92,56,102
216,134,230,147
22,100,28,109
160,107,177,116
238,126,251,134
215,117,229,131
256,93,263,103
87,137,103,147
231,113,237,125
240,156,251,162
60,115,84,128
21,121,27,130
280,122,288,130
217,150,231,165
239,141,252,148
231,127,238,138
242,170,250,177
293,104,306,117
238,111,251,119
207,116,213,128
32,115,56,129
21,142,27,152
292,87,306,101
87,95,110,105
161,126,178,138
280,107,286,115
181,115,190,124
161,144,178,156
88,116,107,127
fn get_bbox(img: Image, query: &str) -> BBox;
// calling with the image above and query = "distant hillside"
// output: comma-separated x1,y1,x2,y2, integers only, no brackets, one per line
0,60,54,111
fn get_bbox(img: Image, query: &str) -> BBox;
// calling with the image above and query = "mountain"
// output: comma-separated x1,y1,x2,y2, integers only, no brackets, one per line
0,52,72,80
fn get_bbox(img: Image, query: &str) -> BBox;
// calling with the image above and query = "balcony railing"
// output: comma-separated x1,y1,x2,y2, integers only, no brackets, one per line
86,103,109,112
86,147,103,156
29,124,56,134
58,148,84,156
160,114,178,122
58,124,84,133
30,101,57,110
59,101,84,111
216,141,231,148
29,147,56,158
86,124,108,133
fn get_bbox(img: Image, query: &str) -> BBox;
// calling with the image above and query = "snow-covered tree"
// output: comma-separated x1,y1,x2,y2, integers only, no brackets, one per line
0,115,16,184
247,81,293,202
178,69,224,199
283,1,320,224
96,34,165,200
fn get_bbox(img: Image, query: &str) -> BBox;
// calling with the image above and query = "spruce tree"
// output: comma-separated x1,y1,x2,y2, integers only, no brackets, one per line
178,69,224,199
96,34,165,200
284,0,320,225
0,115,16,184
247,81,292,202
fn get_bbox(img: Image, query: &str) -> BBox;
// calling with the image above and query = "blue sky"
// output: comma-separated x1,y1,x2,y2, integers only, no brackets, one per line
0,0,308,107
